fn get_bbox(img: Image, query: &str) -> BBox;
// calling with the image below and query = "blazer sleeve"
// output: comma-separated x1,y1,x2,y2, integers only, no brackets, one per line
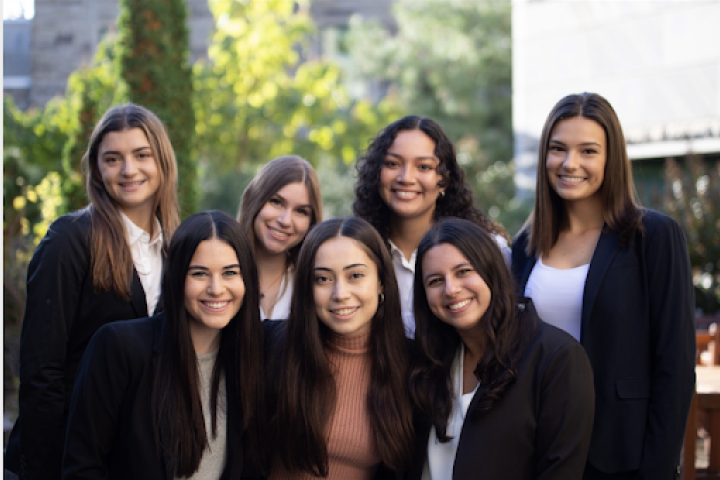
637,215,696,479
535,334,595,480
62,322,136,480
17,214,90,480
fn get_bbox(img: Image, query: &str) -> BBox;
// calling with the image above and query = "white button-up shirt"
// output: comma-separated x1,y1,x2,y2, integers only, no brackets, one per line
121,212,163,315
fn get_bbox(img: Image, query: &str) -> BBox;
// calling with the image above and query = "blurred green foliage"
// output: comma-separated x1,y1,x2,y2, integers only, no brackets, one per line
346,0,531,235
664,156,720,314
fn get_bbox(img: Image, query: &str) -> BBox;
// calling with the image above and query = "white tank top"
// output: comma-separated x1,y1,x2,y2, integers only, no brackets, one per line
524,257,589,342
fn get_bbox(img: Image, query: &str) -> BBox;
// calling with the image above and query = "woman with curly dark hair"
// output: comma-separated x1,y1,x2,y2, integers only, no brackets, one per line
353,115,508,337
408,218,594,479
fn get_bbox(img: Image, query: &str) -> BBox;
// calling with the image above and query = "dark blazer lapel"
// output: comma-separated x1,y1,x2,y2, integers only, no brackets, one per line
130,267,149,318
581,227,620,342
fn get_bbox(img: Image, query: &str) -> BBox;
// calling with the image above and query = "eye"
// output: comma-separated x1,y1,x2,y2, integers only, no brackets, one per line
549,145,565,152
314,274,331,284
418,163,435,172
426,276,442,287
223,269,240,277
383,159,399,169
268,197,282,207
457,267,474,276
296,208,311,217
349,271,365,280
189,270,208,278
103,156,119,164
137,152,152,160
582,148,598,155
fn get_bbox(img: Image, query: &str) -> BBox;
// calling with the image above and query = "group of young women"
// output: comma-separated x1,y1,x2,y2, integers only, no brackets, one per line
5,92,695,480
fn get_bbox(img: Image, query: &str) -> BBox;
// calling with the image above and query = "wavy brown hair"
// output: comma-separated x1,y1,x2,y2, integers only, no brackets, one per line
82,103,179,300
272,217,413,476
151,210,266,477
525,92,642,256
353,115,505,242
410,218,536,442
236,155,322,266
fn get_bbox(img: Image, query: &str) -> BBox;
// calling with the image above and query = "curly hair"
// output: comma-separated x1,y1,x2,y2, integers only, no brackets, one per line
410,218,535,442
353,115,505,242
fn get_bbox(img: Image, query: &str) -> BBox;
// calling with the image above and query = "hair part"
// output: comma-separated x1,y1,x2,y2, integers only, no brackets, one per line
527,92,642,256
353,115,505,243
273,216,414,475
151,210,266,477
83,103,180,300
410,218,536,442
236,155,322,266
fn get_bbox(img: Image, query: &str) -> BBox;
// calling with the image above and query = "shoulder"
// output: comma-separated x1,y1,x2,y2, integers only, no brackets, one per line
90,315,163,357
263,320,287,350
636,208,688,251
639,208,684,236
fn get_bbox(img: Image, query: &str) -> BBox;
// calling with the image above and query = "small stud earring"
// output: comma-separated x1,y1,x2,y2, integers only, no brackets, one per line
379,293,385,304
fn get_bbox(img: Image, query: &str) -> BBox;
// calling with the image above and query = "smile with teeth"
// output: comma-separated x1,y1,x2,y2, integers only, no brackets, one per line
202,300,230,309
394,190,419,199
559,175,585,183
332,307,358,316
270,227,290,238
120,180,145,187
447,299,471,311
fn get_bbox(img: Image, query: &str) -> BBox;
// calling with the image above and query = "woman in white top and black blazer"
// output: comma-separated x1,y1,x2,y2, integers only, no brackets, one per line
512,92,695,479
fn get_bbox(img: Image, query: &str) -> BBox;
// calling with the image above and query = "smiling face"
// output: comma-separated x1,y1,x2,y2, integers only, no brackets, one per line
421,243,491,334
312,236,382,338
545,116,607,205
184,238,246,353
379,129,445,226
253,181,312,257
98,128,161,227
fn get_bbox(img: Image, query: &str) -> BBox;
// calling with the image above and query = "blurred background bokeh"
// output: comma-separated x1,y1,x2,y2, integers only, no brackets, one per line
4,0,720,444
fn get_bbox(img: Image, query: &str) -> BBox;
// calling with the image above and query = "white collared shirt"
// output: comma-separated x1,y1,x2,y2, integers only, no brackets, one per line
121,212,163,315
422,344,479,480
259,268,294,321
390,233,511,338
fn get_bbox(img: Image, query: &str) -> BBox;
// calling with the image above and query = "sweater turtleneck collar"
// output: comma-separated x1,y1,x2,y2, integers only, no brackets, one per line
326,329,371,354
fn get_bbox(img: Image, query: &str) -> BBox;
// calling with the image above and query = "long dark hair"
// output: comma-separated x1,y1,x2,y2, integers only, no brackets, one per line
410,218,536,441
353,115,504,242
151,210,265,477
273,217,413,476
526,92,642,256
83,103,180,299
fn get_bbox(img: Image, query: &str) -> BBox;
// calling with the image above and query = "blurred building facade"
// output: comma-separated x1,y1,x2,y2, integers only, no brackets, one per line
512,0,720,202
3,0,395,110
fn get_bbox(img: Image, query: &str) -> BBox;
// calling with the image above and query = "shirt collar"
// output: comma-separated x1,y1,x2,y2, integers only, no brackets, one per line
388,239,417,272
120,211,163,247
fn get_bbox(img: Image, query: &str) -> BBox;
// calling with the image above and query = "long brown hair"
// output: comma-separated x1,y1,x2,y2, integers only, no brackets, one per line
152,210,266,477
526,92,642,256
272,217,413,476
236,155,322,265
82,103,179,300
411,218,536,441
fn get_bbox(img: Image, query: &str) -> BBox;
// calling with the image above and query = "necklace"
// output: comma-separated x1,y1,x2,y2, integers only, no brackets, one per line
260,271,284,299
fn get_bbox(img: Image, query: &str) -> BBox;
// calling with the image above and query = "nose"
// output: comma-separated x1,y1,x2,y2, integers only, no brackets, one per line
332,278,350,301
396,163,414,184
121,157,138,177
562,151,578,170
444,277,461,297
277,207,291,226
207,275,225,296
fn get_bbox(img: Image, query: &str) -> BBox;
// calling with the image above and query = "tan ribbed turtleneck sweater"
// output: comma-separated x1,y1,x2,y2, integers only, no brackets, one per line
269,330,380,480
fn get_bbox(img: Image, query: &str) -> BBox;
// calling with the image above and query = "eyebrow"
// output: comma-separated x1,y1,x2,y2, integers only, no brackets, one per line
188,264,241,270
273,192,311,210
386,152,439,162
101,146,152,156
314,263,369,272
422,262,472,282
549,139,602,148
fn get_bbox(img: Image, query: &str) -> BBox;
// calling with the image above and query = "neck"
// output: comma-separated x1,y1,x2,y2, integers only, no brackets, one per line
190,326,221,355
255,247,288,283
562,197,605,233
120,206,155,236
389,216,433,261
456,327,487,364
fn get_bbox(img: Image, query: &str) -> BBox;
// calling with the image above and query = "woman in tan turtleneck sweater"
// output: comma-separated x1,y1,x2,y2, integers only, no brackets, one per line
264,217,414,480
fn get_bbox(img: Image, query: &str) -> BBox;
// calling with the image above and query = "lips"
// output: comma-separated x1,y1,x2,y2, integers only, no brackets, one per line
331,306,359,317
119,180,146,188
201,300,231,311
558,175,585,184
446,299,472,312
393,189,420,199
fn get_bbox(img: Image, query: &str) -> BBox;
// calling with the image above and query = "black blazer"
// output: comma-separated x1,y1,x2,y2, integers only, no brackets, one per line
5,210,155,480
407,319,595,480
512,209,696,479
62,314,251,480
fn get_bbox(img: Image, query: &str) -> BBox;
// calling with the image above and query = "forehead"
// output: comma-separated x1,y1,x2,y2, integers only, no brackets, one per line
274,181,310,204
387,130,438,160
314,236,377,270
422,243,468,272
190,238,239,266
550,116,606,145
99,127,150,152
